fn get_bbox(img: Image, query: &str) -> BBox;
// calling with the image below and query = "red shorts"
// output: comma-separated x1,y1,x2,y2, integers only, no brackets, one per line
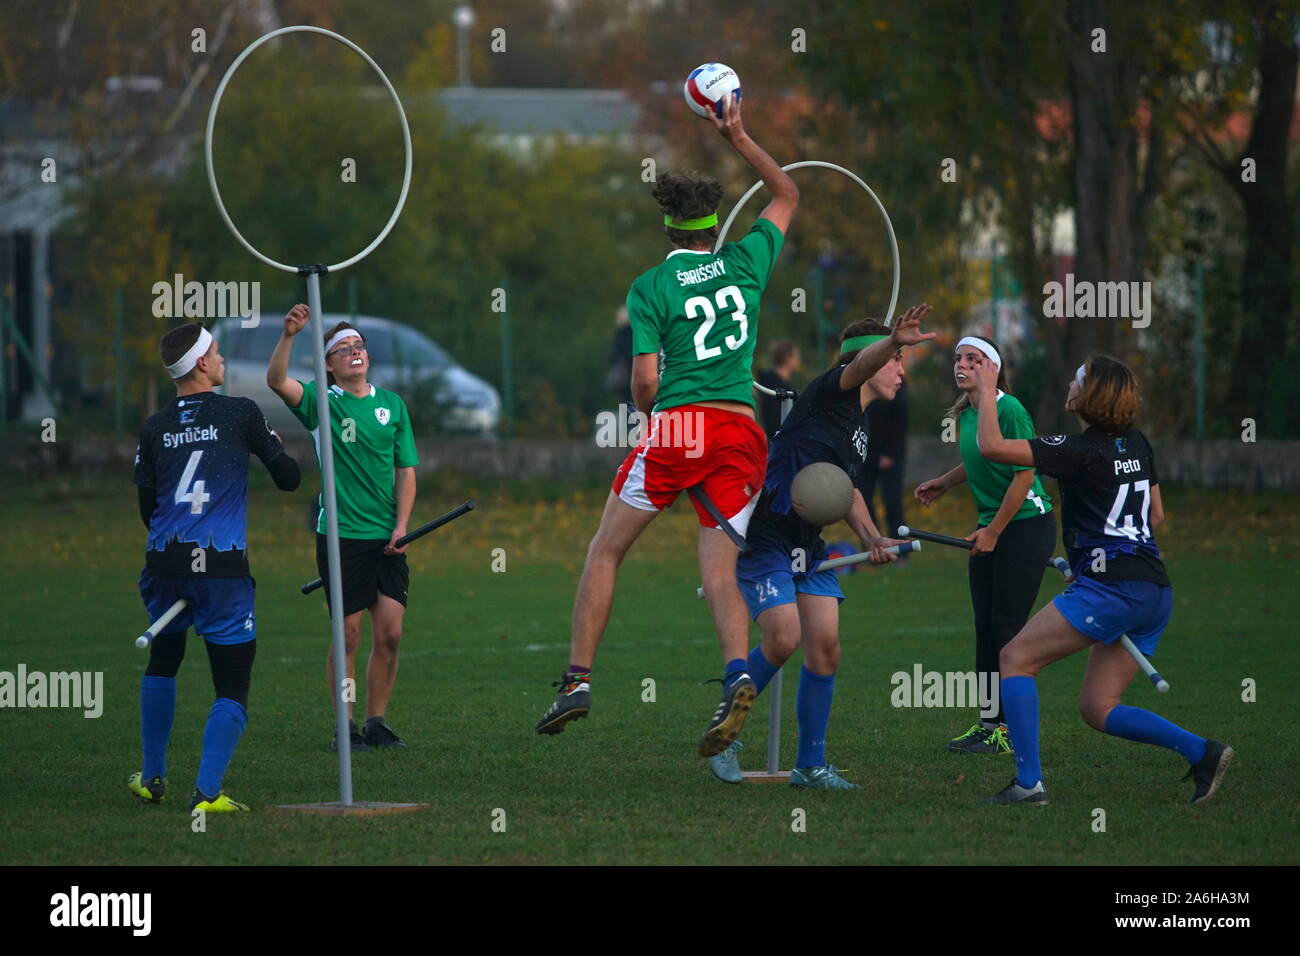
612,404,767,534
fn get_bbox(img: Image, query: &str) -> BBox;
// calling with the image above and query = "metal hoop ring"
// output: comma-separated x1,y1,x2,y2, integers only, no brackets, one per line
714,161,901,396
204,25,413,274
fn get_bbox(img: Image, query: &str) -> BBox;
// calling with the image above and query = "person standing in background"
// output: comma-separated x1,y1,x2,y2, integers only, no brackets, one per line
756,340,802,439
858,376,909,551
605,304,634,404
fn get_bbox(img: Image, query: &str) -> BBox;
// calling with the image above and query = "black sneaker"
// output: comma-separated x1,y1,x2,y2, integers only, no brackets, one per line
363,717,406,749
984,777,1049,805
1185,740,1234,804
947,722,1013,754
331,719,369,753
698,673,757,757
535,672,591,735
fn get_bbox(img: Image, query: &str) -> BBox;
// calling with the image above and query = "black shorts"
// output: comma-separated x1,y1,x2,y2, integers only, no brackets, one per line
315,534,409,617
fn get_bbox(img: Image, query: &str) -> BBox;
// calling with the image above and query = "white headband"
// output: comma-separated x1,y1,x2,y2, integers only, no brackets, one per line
325,328,363,354
1075,364,1087,390
956,336,1001,369
165,327,213,379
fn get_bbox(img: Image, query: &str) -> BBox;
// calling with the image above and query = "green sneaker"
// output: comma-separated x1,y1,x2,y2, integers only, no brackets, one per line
790,764,861,790
127,771,166,804
707,740,744,784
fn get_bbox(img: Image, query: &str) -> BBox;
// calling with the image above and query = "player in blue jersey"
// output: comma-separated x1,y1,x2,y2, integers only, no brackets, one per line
708,307,935,788
970,354,1232,805
128,322,301,812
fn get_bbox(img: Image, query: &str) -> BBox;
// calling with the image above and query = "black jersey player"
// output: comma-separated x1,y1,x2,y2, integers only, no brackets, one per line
129,322,300,812
970,354,1232,805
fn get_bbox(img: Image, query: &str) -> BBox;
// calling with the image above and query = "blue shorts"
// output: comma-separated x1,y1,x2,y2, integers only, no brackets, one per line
1052,575,1172,656
139,571,256,645
736,539,844,621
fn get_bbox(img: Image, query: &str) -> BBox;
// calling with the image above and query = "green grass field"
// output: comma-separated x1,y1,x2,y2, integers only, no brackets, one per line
3,474,1297,865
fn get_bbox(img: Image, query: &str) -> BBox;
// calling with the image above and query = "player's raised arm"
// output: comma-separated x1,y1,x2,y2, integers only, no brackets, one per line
840,304,935,392
267,304,308,407
707,94,798,235
971,360,1034,466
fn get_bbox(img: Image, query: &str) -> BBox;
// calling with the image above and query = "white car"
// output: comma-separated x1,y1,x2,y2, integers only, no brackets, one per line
212,314,500,436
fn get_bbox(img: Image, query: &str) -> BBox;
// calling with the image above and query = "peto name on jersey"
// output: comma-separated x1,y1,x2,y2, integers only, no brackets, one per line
1114,457,1144,475
162,425,219,449
675,259,727,286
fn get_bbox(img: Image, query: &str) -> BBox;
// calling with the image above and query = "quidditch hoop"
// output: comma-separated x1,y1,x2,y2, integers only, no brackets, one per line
715,161,901,397
204,25,413,274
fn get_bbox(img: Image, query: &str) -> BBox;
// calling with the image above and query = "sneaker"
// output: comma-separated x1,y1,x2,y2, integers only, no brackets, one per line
363,717,406,749
127,771,166,804
984,777,1048,805
947,722,1013,754
698,674,757,757
790,764,861,790
187,789,250,813
707,740,744,784
332,719,369,753
1185,740,1234,805
535,672,591,735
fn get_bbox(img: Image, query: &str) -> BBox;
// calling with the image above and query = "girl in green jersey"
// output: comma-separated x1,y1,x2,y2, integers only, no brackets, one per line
914,336,1056,754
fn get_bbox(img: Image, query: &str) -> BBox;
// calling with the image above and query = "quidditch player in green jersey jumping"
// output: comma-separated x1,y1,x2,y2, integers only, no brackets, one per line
535,93,800,758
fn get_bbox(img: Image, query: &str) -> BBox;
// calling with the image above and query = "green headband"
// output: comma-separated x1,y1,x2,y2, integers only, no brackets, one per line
664,213,718,230
841,334,889,351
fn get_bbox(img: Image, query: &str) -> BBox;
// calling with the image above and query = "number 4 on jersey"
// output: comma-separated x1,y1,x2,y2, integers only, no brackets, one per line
1105,479,1151,541
175,450,211,514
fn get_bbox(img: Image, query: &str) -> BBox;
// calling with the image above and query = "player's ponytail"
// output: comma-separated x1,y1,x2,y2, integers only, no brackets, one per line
653,171,723,247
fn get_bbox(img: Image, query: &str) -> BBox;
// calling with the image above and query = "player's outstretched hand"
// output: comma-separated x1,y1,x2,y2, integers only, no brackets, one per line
914,477,947,506
707,92,744,141
889,304,937,347
283,303,309,337
971,356,999,392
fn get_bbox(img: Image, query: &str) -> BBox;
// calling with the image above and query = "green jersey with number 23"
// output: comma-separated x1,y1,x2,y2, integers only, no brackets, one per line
627,217,784,413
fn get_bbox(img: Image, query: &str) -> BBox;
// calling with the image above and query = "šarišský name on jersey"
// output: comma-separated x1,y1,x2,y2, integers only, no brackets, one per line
162,425,219,449
676,259,727,286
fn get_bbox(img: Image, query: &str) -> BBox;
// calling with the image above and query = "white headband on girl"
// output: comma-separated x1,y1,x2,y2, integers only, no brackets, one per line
165,326,213,379
1075,364,1087,390
325,328,363,354
956,336,1001,369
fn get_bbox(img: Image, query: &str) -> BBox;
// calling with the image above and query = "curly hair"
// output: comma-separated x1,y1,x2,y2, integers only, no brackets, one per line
652,171,724,247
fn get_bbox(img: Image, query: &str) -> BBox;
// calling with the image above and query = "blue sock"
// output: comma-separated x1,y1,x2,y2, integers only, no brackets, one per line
746,645,781,696
1104,705,1207,764
795,667,835,768
723,657,747,689
140,676,176,779
1001,675,1042,788
195,698,248,799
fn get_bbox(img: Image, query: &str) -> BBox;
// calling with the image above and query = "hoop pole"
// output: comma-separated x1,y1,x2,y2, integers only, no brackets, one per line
204,25,413,275
305,270,353,806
